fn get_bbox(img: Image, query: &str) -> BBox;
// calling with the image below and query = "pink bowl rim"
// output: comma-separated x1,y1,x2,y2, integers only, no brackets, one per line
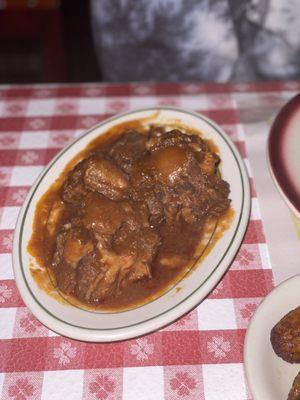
268,93,300,217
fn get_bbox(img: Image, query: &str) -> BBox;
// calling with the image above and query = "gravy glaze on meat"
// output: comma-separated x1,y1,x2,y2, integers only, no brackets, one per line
28,120,232,311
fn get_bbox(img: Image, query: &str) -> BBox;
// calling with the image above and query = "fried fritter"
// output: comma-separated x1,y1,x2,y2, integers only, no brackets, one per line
271,306,300,363
288,371,300,400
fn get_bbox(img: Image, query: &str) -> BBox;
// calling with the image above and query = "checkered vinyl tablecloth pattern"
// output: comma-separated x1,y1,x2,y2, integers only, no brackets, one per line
0,81,299,400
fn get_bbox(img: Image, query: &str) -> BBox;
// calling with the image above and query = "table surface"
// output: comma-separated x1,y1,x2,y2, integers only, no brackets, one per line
0,81,299,400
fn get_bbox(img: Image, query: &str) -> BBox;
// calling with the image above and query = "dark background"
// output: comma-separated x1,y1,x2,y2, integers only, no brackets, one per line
0,0,101,84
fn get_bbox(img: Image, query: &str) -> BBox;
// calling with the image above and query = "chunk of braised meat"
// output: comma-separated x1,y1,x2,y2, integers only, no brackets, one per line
84,156,128,200
81,193,148,247
271,306,300,363
75,251,109,303
146,128,207,153
288,371,300,400
109,131,148,172
131,144,230,225
113,226,161,283
85,195,159,296
62,154,128,203
78,227,160,304
82,193,125,246
52,191,160,304
146,128,222,176
52,227,93,294
143,189,165,226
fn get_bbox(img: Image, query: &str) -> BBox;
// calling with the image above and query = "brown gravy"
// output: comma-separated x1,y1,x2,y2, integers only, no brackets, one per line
28,120,233,311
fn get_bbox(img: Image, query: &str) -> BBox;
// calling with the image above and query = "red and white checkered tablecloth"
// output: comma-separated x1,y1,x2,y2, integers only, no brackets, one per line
1,81,299,400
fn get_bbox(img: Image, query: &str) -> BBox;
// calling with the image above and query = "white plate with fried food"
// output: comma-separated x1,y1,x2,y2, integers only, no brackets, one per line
244,274,300,400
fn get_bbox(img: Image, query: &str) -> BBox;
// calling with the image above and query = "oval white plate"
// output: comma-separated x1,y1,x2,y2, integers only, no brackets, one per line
13,107,250,342
244,274,300,400
268,93,300,218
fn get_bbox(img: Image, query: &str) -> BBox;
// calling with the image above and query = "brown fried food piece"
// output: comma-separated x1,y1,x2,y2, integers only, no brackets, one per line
288,371,300,400
270,306,300,363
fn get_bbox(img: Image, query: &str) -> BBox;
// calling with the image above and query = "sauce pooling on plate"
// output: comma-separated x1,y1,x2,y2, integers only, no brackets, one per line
28,122,232,311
